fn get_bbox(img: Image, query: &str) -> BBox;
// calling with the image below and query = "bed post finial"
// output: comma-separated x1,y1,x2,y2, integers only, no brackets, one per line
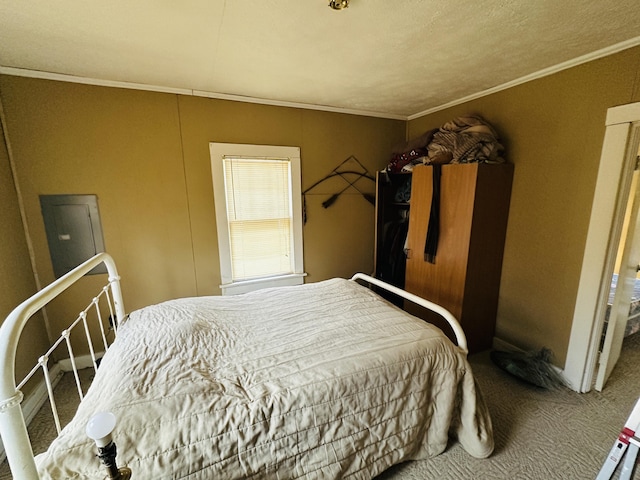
86,412,132,480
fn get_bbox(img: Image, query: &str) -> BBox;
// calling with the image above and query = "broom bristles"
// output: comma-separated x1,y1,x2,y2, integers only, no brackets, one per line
491,347,566,389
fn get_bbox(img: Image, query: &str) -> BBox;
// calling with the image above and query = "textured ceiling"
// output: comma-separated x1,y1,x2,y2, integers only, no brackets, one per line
1,1,639,119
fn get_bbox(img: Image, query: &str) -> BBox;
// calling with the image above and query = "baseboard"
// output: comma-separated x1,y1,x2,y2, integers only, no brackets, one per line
492,337,523,352
0,353,101,464
58,351,104,371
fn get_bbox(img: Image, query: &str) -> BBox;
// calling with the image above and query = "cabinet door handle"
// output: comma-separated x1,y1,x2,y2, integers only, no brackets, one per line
405,248,412,259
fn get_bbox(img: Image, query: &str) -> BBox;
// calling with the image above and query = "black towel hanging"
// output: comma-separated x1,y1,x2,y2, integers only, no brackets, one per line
424,164,441,263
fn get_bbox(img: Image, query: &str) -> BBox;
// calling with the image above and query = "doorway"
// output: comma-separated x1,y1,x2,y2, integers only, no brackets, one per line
564,101,640,393
596,144,640,390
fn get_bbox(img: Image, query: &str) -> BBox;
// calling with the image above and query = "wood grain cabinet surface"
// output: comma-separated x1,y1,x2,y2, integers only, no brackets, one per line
375,163,513,354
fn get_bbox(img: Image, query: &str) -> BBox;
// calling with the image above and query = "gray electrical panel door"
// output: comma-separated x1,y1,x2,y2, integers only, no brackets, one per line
40,194,107,278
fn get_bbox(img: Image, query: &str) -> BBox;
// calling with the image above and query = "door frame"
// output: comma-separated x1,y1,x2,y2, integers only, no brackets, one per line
564,102,640,392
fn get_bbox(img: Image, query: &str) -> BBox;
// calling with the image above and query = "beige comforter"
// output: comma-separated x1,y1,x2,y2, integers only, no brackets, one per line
36,278,493,479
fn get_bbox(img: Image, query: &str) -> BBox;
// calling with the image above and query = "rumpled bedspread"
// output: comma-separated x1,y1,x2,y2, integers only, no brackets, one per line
36,278,493,479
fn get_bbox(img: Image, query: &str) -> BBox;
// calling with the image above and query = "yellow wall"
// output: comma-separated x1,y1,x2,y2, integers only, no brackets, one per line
408,46,640,364
0,76,405,349
2,44,639,370
0,109,49,393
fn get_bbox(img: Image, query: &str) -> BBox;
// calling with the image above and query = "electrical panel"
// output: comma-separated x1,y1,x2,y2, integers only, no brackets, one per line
39,194,107,278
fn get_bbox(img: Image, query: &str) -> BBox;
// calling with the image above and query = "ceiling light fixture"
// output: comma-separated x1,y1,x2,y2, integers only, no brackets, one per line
328,0,349,10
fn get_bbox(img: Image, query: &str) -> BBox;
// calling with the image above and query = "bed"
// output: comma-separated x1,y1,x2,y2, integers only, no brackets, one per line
0,253,493,479
605,274,640,338
600,273,640,350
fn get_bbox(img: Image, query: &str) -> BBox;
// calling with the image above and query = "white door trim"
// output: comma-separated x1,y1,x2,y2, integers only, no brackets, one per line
563,101,640,392
596,169,640,390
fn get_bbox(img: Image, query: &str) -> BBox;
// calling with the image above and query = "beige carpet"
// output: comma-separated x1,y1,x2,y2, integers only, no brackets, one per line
379,333,640,480
2,335,639,479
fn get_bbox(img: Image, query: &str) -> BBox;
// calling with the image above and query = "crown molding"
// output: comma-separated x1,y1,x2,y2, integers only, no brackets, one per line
2,35,639,124
408,36,640,121
0,66,405,121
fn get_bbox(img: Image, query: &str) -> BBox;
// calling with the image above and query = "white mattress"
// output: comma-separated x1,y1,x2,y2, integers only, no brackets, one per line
36,278,493,479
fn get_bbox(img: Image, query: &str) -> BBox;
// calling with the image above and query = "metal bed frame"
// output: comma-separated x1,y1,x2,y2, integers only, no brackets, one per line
0,254,465,480
0,253,125,480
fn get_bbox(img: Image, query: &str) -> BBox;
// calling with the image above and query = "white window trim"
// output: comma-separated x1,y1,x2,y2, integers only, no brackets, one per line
210,143,306,295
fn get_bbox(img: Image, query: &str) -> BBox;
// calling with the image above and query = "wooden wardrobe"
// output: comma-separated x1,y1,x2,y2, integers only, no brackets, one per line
375,163,513,354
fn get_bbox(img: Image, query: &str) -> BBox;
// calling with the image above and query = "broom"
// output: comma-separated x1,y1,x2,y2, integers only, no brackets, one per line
490,347,566,389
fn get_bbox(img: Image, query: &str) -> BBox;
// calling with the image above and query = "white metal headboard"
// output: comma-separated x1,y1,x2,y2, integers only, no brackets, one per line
0,253,125,480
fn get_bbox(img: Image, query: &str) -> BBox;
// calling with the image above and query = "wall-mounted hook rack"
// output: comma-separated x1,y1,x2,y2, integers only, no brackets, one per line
302,155,375,223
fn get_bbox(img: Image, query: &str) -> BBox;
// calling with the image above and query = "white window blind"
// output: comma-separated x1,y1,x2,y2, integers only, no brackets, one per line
211,143,305,295
223,157,293,280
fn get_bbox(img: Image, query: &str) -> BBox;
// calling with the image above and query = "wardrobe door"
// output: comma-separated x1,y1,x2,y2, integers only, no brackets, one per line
404,163,513,353
404,164,478,321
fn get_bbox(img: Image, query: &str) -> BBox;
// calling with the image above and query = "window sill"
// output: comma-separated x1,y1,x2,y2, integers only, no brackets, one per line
220,273,307,296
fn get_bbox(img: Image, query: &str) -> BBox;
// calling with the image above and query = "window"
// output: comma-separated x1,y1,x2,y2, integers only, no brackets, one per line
210,143,305,295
